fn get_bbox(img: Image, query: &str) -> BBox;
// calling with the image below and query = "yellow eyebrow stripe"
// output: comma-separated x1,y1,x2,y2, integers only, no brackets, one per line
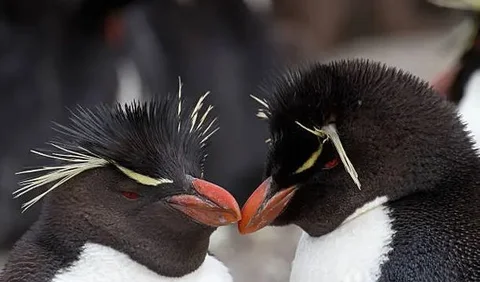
294,142,323,174
115,165,173,186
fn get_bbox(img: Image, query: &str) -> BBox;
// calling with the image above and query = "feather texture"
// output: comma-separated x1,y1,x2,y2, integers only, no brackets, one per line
14,81,219,211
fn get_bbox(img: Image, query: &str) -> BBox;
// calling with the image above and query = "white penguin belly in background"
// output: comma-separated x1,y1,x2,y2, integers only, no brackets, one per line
290,197,395,282
458,69,480,149
52,243,233,282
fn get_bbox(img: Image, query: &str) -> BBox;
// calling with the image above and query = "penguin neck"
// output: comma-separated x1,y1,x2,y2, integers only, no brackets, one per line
50,243,232,282
37,204,214,277
291,197,394,282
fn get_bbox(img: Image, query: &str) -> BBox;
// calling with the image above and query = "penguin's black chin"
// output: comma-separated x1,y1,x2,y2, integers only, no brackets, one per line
167,178,241,227
238,176,297,234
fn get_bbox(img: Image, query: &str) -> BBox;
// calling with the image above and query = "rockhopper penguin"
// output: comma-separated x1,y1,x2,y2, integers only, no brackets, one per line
429,0,480,147
0,83,240,282
238,59,480,281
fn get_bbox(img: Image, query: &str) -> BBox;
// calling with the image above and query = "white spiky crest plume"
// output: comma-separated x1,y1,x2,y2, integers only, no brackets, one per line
250,94,271,120
295,121,361,190
14,79,219,212
14,145,109,212
250,93,361,189
177,77,219,145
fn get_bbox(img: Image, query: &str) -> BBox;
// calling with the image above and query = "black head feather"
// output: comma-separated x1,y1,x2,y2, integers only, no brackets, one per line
5,89,225,279
15,88,218,211
55,96,215,180
252,59,479,236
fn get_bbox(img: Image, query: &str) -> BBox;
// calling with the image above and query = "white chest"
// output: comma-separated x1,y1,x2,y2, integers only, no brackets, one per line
52,243,233,282
458,69,480,149
290,199,395,282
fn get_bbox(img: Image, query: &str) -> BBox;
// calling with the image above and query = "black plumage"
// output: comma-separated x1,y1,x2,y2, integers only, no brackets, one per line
241,59,480,280
0,92,239,282
51,96,216,185
0,0,276,248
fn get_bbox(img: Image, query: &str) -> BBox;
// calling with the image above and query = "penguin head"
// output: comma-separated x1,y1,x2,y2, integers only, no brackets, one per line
238,59,476,236
15,85,240,271
428,0,480,102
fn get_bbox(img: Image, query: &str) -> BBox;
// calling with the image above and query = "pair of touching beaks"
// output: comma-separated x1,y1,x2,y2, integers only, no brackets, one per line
174,176,291,234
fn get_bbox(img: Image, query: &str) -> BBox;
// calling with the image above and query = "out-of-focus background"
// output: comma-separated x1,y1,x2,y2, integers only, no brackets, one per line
0,0,474,281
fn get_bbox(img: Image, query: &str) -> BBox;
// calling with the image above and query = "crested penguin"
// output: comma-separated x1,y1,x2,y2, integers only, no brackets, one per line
238,59,480,281
429,0,480,147
0,84,240,282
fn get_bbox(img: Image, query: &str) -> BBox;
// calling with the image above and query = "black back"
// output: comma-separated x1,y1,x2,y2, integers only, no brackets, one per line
380,187,480,281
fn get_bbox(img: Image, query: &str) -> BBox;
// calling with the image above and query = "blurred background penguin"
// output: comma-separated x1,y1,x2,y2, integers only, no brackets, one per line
430,0,480,147
0,1,478,281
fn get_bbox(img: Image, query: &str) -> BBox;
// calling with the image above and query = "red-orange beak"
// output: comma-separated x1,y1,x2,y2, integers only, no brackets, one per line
168,178,241,227
238,177,297,234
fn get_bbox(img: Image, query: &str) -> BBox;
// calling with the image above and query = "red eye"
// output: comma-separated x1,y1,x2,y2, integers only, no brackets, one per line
121,191,140,200
324,158,339,170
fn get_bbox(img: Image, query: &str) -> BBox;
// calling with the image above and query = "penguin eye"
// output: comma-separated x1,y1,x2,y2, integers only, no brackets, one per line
323,158,339,170
121,191,140,200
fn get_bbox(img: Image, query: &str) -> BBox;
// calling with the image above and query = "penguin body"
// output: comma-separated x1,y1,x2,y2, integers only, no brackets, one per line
291,186,479,282
239,59,480,281
3,227,231,282
1,89,239,282
291,197,392,282
50,244,230,282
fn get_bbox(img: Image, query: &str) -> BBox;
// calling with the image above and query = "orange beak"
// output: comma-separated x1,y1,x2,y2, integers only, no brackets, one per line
238,177,297,234
168,178,241,227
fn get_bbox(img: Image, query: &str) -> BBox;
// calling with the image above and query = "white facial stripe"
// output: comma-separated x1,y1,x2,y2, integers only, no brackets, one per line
294,142,324,174
115,165,173,186
295,121,361,190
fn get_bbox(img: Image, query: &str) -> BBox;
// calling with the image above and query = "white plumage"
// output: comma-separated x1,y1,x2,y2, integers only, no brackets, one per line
52,243,233,282
457,69,480,149
290,197,395,282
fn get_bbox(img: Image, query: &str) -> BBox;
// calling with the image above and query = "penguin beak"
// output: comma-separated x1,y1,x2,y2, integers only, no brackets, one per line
168,178,241,227
238,176,297,234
